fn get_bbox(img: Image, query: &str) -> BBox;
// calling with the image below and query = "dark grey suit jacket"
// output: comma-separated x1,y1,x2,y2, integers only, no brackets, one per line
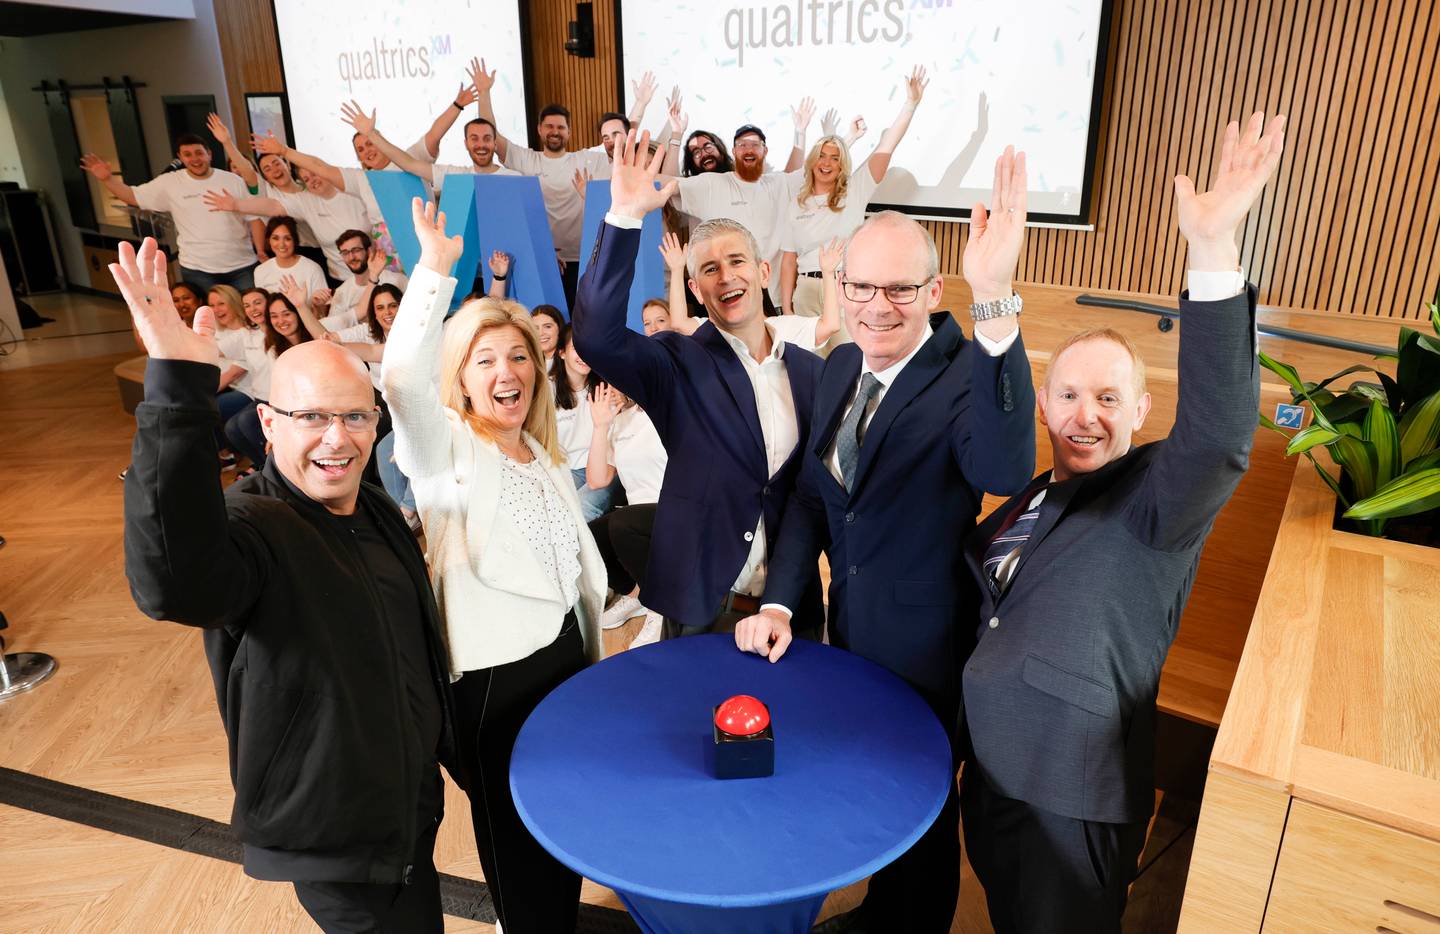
961,287,1260,824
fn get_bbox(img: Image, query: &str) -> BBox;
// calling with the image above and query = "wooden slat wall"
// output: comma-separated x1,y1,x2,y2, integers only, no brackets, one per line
215,0,1440,319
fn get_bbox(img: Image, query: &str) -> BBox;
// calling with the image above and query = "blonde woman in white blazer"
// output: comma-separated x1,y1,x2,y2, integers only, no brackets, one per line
382,198,604,934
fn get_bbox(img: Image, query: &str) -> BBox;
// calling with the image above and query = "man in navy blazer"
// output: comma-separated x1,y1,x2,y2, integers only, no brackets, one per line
572,131,826,637
957,113,1284,933
736,148,1037,932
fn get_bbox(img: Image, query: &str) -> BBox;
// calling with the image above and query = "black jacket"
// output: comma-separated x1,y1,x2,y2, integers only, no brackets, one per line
124,359,456,884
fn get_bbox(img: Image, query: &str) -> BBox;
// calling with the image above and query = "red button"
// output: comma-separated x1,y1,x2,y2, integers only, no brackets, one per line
715,695,770,735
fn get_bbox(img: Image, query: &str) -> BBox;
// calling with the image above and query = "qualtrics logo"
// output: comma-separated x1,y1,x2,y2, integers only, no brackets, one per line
724,0,907,66
337,37,442,92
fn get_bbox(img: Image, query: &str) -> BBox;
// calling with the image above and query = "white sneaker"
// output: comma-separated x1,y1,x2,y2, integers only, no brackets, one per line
601,593,644,630
631,611,664,648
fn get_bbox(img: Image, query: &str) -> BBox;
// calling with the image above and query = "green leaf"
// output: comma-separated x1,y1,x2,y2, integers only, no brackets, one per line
1398,328,1440,407
1320,392,1371,424
1407,447,1440,473
1348,382,1390,404
1399,389,1440,465
1304,452,1349,506
1377,371,1403,411
1343,468,1440,521
1363,401,1401,487
1312,363,1381,393
1329,433,1378,499
1259,351,1336,432
1286,424,1339,455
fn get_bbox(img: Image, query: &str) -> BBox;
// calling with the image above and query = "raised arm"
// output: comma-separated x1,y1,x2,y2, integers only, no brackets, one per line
585,383,622,488
202,187,284,218
784,96,815,173
487,250,510,298
469,57,511,163
341,102,434,182
380,198,466,480
661,92,688,176
207,114,257,189
254,134,344,192
280,274,330,341
953,145,1036,496
80,154,138,207
628,71,657,127
866,66,927,182
811,237,844,346
658,232,699,336
422,81,479,158
114,239,269,628
1129,112,1284,550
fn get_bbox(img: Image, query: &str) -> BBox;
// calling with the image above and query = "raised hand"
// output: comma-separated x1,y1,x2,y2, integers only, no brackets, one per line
631,70,658,108
658,231,686,273
488,250,511,277
410,197,464,276
468,57,496,95
818,237,845,278
110,238,219,367
821,108,840,138
310,288,332,312
454,81,478,109
905,66,929,106
206,113,231,146
203,188,238,213
1175,111,1285,270
251,133,285,157
572,167,592,198
591,383,622,427
366,246,387,283
792,96,816,132
962,145,1027,302
849,116,867,143
609,130,678,220
339,100,376,138
278,273,307,310
80,153,113,180
666,91,688,137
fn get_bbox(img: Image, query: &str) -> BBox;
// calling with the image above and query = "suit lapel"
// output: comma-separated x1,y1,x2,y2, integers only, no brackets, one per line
851,315,959,494
965,472,1049,585
697,323,766,477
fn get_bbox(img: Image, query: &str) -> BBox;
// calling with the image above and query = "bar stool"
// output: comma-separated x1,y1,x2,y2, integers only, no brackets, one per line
0,611,57,699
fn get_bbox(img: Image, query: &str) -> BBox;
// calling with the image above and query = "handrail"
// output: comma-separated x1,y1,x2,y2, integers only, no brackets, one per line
1075,293,1392,357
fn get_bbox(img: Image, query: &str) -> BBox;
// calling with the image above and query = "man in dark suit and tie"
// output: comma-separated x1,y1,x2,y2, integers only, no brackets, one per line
572,131,827,638
734,147,1038,932
959,112,1285,933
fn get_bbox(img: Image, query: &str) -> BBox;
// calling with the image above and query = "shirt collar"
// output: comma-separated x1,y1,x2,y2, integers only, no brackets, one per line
718,319,786,365
861,323,933,388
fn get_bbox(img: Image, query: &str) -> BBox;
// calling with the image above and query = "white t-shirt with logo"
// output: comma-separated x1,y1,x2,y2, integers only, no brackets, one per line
607,405,667,505
329,270,408,326
781,166,881,272
502,147,612,261
675,170,797,266
335,136,435,219
431,161,520,191
271,189,374,280
259,180,321,247
555,391,596,471
132,169,257,274
253,255,328,303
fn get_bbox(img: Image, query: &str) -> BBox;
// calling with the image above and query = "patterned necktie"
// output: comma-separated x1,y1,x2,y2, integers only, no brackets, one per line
983,487,1046,598
836,373,883,491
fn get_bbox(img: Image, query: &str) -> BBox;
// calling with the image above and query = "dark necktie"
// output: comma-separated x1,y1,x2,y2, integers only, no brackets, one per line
983,487,1046,598
836,373,882,491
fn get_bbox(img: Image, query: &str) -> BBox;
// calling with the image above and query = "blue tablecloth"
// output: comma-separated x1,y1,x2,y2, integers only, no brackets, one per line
511,634,952,934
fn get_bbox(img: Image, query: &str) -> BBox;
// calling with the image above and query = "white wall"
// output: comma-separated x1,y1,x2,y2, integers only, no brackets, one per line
0,0,231,289
0,78,27,185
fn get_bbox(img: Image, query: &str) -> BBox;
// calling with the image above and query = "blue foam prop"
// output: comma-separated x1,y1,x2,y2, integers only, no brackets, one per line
364,171,429,274
577,180,667,334
435,174,482,311
472,174,567,315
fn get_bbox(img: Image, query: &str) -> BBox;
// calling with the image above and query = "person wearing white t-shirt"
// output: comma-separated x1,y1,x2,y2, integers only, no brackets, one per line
204,112,323,265
550,327,619,522
252,216,328,309
204,171,374,281
348,113,520,192
328,230,409,330
780,66,929,325
81,135,260,292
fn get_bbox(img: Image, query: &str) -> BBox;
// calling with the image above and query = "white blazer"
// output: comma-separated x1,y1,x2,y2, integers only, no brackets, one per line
382,265,606,677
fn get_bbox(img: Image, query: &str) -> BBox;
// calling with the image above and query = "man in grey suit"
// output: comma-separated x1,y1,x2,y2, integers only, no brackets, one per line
960,111,1286,933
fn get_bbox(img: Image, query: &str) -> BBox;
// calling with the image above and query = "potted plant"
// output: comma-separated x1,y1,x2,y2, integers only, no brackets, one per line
1258,292,1440,543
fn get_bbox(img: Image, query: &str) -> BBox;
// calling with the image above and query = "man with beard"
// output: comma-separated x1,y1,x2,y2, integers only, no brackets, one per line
326,229,408,330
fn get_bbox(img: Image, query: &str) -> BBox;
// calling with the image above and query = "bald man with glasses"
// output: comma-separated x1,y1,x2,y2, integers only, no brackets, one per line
735,149,1037,932
117,238,454,933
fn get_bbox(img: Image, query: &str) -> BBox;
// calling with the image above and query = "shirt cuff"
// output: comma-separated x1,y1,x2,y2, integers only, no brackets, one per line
758,603,793,620
973,324,1019,356
604,212,644,230
404,263,457,297
1186,267,1247,302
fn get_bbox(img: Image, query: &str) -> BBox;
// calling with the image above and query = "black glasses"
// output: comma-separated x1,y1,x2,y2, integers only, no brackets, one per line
267,405,381,433
841,279,933,305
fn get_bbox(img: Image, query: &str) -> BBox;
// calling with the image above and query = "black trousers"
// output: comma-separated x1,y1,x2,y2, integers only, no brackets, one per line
960,772,1148,934
292,769,445,934
588,503,656,595
561,260,579,310
451,617,586,934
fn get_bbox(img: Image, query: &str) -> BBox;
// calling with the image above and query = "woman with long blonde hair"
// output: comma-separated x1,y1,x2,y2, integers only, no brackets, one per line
381,198,605,934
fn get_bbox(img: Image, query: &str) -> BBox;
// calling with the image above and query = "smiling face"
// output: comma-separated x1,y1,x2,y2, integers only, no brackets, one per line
170,284,199,326
559,337,591,385
258,153,292,186
242,290,267,327
338,236,369,275
371,290,399,333
538,114,570,153
842,221,940,371
207,290,243,329
810,141,843,189
687,134,723,173
269,298,302,343
465,122,497,166
268,224,296,260
641,300,672,336
1039,336,1152,482
599,118,628,160
352,132,389,169
732,132,766,182
461,324,538,441
259,342,376,514
297,165,334,196
177,143,212,178
532,312,560,356
687,229,768,332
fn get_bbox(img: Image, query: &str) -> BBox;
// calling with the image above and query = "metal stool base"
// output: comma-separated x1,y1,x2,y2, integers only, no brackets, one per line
0,652,57,698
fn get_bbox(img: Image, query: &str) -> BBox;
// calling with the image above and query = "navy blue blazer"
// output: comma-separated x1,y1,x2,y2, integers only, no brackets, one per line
764,313,1036,704
961,288,1260,824
571,222,826,631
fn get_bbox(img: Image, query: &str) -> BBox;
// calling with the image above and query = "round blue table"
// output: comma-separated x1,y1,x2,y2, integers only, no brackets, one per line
510,634,952,934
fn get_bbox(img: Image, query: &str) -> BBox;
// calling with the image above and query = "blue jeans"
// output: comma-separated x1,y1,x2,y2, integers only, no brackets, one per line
180,263,256,294
215,389,255,453
377,432,415,512
572,467,623,522
225,402,267,467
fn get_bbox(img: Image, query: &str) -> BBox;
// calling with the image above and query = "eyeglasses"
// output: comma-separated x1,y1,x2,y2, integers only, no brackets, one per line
267,405,381,432
339,246,368,257
841,279,933,305
732,139,765,151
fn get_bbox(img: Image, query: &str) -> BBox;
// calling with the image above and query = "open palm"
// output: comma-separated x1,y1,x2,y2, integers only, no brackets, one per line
609,130,677,220
962,146,1027,300
1176,112,1285,246
111,239,219,367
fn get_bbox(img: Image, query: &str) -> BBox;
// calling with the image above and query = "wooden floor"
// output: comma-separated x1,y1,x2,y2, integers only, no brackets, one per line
0,283,1396,932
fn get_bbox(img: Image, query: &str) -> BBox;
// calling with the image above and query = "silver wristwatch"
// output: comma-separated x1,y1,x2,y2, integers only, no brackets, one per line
969,292,1023,322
